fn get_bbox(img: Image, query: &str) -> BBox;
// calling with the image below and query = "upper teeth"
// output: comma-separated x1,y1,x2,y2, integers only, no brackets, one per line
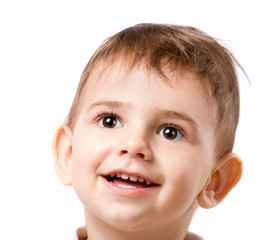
111,173,151,185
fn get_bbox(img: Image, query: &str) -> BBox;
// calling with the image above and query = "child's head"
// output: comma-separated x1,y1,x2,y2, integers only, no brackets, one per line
67,23,241,160
53,24,243,239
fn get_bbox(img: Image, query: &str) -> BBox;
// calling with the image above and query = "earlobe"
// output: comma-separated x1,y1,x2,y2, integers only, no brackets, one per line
52,124,73,186
198,153,243,209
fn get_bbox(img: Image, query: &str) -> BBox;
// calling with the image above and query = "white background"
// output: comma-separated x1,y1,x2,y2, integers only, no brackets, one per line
0,0,267,239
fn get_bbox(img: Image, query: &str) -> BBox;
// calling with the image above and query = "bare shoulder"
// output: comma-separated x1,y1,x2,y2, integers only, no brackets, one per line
185,232,204,240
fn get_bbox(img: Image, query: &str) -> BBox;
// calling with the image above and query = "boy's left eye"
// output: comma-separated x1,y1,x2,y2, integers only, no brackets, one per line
98,115,123,128
158,126,183,141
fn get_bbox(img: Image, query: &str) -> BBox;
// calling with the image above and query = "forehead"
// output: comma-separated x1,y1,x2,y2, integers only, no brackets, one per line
80,61,216,127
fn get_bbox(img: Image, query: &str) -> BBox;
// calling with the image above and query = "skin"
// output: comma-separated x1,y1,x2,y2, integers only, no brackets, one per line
53,62,243,240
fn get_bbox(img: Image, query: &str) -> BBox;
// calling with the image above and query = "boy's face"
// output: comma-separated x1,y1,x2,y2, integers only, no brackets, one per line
70,62,217,231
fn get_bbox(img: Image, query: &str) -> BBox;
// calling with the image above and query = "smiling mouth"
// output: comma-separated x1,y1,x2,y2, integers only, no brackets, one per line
104,172,156,189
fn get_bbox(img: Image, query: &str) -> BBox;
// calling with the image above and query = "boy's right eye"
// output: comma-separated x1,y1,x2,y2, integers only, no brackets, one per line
98,115,123,128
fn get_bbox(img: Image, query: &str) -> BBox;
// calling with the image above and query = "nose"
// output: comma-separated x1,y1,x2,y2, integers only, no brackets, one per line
116,132,152,161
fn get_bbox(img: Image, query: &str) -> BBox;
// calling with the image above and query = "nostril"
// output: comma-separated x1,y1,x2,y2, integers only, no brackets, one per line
118,150,145,159
119,150,128,156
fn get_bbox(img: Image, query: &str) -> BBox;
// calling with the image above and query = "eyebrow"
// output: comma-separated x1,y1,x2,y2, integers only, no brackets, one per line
160,110,200,131
87,100,129,111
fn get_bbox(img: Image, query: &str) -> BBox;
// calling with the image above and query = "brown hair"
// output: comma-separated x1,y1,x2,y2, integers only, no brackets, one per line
67,23,244,159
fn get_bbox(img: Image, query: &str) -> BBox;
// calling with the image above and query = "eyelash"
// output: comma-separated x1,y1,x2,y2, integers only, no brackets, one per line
93,111,186,140
95,110,119,119
94,110,122,124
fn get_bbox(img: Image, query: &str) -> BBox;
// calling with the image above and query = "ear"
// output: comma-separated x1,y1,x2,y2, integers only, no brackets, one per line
52,124,73,186
198,153,243,208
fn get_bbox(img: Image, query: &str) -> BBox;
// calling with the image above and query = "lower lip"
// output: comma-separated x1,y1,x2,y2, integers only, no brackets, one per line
101,177,158,196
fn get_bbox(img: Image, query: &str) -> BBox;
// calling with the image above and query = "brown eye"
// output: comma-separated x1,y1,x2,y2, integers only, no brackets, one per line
163,127,177,139
102,116,117,128
159,126,183,140
99,115,122,128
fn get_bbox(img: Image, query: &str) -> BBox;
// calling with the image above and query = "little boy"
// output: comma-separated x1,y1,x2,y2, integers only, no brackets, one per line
52,23,243,240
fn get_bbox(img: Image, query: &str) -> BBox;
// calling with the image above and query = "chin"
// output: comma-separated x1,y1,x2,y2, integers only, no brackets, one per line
99,208,156,231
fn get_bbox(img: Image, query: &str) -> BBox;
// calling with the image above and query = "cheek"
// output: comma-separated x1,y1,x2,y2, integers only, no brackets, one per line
71,148,94,206
71,128,110,170
155,167,198,222
159,148,211,209
70,133,108,205
165,163,199,201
